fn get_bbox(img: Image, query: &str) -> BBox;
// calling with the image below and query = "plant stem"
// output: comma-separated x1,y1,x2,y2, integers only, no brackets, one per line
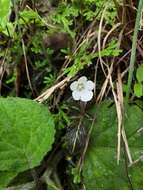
125,0,143,103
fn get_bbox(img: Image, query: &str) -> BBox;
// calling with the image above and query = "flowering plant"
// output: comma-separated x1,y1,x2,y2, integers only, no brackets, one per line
70,76,94,102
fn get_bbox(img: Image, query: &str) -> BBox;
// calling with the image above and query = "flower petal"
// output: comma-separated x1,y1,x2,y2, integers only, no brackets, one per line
86,80,94,90
72,91,81,100
78,76,87,83
70,81,78,91
80,90,93,102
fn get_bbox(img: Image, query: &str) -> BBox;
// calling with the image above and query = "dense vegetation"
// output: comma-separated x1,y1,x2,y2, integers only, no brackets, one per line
0,0,143,189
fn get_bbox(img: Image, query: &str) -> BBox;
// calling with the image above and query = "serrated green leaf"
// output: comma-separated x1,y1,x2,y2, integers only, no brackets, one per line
134,83,143,97
0,97,55,188
83,101,143,190
0,171,17,190
136,64,143,82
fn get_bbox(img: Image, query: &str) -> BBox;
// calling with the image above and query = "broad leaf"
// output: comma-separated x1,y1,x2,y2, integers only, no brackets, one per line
0,97,55,188
83,101,143,190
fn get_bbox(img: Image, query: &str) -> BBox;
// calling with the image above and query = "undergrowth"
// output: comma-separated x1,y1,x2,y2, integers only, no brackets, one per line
0,0,143,189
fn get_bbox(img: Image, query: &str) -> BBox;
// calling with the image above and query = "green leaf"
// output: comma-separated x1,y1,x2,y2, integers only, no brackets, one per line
19,10,39,21
0,0,13,36
46,182,60,190
72,168,81,184
83,101,143,190
0,97,55,188
0,171,17,190
136,64,143,82
0,0,15,37
48,186,60,190
134,83,143,97
19,10,42,26
0,0,11,22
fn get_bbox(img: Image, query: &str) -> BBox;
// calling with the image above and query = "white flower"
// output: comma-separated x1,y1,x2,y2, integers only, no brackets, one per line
70,76,94,102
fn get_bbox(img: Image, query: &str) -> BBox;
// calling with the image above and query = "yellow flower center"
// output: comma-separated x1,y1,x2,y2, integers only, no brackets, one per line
77,82,85,91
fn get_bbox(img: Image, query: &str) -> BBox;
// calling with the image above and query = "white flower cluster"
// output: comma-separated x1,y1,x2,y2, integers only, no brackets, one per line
70,76,94,102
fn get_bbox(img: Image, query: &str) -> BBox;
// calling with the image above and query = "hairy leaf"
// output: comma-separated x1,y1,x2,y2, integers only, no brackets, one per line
0,97,55,188
0,171,17,190
83,101,143,190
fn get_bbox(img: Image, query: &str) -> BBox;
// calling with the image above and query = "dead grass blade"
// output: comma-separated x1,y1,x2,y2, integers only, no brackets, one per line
35,76,71,103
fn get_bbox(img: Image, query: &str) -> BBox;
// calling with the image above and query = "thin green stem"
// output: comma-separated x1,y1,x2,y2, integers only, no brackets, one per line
126,0,143,102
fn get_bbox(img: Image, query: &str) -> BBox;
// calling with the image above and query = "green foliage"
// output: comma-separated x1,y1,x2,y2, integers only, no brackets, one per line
64,42,93,77
126,0,143,101
0,0,11,20
0,171,17,190
136,64,143,82
30,32,47,55
0,6,56,97
64,40,122,77
50,3,79,38
134,64,143,97
19,10,42,25
0,97,55,188
83,100,143,190
99,40,122,57
71,167,81,184
49,0,117,39
6,71,16,84
0,0,14,36
1,0,120,97
44,73,56,88
58,0,120,77
1,1,142,189
134,83,143,97
54,104,70,130
83,0,117,24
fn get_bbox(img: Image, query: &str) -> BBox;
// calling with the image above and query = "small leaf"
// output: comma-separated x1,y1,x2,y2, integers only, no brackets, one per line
0,0,13,36
136,64,143,82
19,10,42,25
0,0,11,22
72,168,81,184
0,97,55,188
134,83,143,97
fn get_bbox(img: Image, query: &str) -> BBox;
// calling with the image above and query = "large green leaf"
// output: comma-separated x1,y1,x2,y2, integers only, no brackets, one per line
83,101,143,190
0,97,55,188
